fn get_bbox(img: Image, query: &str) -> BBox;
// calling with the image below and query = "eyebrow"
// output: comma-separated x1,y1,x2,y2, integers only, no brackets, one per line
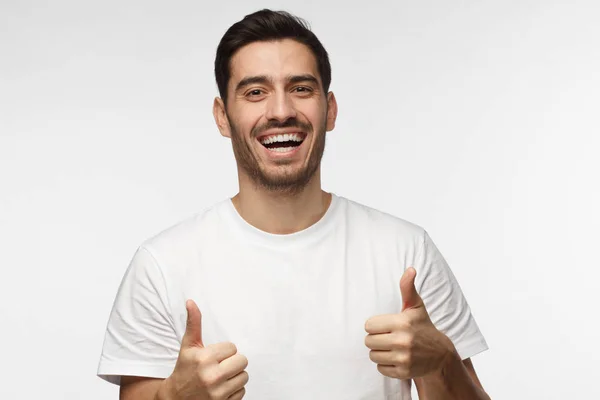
235,74,320,92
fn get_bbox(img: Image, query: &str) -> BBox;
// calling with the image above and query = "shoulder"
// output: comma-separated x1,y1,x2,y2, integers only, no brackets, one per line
138,199,229,262
337,195,426,246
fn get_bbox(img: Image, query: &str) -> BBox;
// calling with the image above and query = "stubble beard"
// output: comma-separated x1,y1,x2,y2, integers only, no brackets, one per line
228,114,327,196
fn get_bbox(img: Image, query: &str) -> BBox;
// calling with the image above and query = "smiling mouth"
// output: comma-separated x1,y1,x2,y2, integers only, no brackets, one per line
258,133,306,153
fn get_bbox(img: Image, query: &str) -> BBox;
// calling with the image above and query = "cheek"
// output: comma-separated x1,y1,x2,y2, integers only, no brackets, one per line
229,112,263,139
296,102,326,128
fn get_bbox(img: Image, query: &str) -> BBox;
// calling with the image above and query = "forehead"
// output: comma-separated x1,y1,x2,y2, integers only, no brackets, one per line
229,39,320,86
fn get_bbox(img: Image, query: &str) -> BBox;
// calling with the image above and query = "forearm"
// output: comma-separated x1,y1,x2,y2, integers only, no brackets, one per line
154,377,176,400
415,350,490,400
119,376,174,400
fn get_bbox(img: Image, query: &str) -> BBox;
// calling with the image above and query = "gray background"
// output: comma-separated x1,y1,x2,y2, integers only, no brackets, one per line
1,0,599,398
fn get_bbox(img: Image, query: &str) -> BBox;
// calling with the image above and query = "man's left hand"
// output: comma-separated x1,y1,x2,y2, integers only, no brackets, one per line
364,267,456,380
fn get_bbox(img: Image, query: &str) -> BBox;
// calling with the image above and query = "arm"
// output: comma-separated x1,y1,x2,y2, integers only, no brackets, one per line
118,300,249,400
365,267,490,399
119,376,164,400
412,231,490,399
97,247,182,386
415,357,490,400
120,376,185,400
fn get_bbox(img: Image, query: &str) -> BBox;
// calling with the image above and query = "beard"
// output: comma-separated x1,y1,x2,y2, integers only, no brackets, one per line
228,113,327,196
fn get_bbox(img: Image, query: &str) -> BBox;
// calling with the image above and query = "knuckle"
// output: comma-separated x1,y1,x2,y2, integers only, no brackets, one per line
206,388,221,400
409,337,419,352
201,368,223,387
227,342,238,353
398,318,412,330
394,365,408,379
405,333,415,348
209,387,227,400
195,350,212,365
391,333,404,348
402,351,413,366
179,349,196,364
396,331,413,348
233,387,246,399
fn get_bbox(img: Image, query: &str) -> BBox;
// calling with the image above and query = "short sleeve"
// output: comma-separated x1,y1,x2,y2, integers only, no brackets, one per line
414,231,488,360
97,246,180,385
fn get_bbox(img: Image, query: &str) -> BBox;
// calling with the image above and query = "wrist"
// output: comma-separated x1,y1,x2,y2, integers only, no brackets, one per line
155,376,177,400
442,335,462,371
440,345,462,379
440,336,460,374
426,334,459,382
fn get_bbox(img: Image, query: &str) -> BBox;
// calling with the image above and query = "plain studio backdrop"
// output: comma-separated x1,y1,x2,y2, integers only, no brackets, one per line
1,0,599,398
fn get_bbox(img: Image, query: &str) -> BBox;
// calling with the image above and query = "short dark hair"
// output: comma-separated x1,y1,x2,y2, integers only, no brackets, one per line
214,9,332,104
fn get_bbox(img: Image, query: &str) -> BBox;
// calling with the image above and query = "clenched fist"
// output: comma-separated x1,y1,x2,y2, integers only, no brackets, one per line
364,267,456,380
162,300,249,399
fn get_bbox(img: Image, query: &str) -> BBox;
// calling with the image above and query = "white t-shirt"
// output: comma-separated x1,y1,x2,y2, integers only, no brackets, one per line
97,194,488,399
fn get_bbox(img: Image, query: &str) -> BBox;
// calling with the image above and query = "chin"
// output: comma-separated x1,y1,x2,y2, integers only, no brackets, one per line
256,166,315,192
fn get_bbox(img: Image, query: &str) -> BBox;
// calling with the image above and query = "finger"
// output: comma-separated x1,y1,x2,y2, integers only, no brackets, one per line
364,314,398,334
369,349,396,364
222,371,249,398
400,267,424,311
364,332,394,350
377,364,408,380
182,299,203,348
209,341,239,363
227,387,246,400
219,353,249,379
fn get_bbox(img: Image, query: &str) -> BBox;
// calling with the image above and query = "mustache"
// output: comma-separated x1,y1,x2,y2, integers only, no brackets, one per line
252,118,312,137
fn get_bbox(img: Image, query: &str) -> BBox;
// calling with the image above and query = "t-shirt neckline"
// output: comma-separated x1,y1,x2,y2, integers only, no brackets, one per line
222,193,340,249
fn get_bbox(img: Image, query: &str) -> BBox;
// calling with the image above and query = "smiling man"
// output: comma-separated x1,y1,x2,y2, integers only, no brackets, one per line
97,9,490,400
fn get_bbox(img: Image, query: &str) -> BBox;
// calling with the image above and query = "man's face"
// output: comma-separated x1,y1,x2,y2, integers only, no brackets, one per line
214,39,337,194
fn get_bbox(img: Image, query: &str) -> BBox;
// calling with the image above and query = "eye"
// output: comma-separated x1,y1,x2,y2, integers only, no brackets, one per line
293,86,313,93
247,89,263,97
244,88,267,101
292,86,314,97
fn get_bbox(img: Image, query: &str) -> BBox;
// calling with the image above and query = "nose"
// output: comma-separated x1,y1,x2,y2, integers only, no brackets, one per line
265,91,297,122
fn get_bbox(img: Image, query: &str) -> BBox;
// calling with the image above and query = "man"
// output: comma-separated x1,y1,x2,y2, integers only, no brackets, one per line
97,9,490,400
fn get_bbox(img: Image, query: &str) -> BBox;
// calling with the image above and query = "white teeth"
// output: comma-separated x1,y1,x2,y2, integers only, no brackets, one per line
269,146,295,153
260,133,304,145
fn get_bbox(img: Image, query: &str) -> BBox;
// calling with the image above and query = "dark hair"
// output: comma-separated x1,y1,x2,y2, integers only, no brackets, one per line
214,9,332,104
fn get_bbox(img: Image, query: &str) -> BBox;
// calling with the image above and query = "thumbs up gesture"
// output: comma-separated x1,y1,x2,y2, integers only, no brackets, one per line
162,300,249,400
364,268,456,380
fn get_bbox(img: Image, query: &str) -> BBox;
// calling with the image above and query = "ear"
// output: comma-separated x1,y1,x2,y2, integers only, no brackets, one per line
325,92,338,132
213,97,232,138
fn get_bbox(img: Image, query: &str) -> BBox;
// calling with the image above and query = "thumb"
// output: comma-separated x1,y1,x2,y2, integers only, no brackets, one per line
400,267,424,311
182,299,204,348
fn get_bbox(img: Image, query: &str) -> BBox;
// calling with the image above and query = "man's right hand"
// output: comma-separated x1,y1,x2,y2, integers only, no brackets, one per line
160,299,249,400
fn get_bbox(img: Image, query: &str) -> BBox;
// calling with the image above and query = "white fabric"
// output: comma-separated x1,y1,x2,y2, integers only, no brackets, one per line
97,194,488,399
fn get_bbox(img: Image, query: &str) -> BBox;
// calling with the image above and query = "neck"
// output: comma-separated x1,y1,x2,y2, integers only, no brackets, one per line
231,170,332,235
